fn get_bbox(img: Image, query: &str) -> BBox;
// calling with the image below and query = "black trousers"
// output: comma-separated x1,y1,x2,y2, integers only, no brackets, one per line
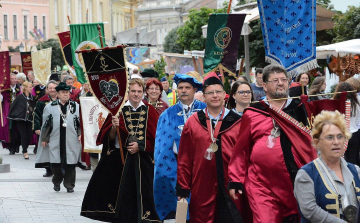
9,120,21,153
16,121,33,154
52,166,76,189
346,130,360,165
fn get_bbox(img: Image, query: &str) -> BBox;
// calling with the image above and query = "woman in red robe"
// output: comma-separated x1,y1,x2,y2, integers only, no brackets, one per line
143,78,169,115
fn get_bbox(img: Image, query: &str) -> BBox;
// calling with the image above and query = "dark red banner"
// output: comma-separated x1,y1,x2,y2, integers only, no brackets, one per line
57,31,75,75
0,51,11,90
20,52,33,75
81,46,128,115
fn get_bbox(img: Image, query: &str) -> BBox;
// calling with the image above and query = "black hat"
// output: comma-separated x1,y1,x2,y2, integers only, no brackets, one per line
55,82,71,92
141,68,159,78
203,72,223,90
49,73,60,82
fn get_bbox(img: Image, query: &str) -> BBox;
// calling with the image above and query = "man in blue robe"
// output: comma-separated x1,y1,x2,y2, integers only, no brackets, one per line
154,73,206,222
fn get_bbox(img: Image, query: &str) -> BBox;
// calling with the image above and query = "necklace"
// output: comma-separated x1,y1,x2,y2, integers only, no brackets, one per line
57,100,71,127
266,100,286,148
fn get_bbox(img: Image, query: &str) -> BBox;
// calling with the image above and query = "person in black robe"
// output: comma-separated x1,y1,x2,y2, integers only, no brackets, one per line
81,78,160,223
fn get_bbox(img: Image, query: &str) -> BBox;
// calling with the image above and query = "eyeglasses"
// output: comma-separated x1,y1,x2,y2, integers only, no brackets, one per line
266,78,288,84
204,90,224,96
148,88,160,91
321,134,345,142
237,90,252,95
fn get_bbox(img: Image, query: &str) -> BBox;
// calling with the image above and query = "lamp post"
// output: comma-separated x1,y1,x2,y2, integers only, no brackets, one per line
19,42,24,52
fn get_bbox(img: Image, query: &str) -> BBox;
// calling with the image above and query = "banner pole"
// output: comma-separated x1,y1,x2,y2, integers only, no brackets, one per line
97,24,104,48
227,0,233,13
0,99,3,127
116,127,125,165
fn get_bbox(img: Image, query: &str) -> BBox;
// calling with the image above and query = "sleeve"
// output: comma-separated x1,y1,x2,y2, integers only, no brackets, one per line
227,112,253,191
33,101,44,131
142,105,159,153
294,169,347,223
40,106,53,142
175,119,193,198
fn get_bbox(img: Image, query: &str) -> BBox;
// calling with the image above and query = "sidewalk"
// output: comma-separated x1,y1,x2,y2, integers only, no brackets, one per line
0,145,98,223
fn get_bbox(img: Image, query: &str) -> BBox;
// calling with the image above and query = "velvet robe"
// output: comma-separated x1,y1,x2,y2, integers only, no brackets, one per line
81,103,161,223
176,110,251,223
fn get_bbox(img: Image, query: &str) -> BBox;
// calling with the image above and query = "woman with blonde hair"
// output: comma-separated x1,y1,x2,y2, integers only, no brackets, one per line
294,111,360,223
7,82,35,158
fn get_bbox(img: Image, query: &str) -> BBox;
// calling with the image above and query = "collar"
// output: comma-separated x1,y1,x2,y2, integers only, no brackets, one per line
180,99,195,111
124,100,145,111
203,107,230,120
263,96,292,109
10,85,16,90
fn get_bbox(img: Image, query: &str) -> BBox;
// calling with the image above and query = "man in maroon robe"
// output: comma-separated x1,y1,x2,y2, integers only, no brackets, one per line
176,73,250,223
0,73,21,153
81,78,161,223
228,65,316,223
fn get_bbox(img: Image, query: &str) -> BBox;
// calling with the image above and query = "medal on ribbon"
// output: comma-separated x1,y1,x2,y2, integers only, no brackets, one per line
203,108,225,161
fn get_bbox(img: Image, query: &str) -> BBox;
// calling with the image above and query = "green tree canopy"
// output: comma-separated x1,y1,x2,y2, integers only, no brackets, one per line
36,38,65,70
163,27,183,54
332,5,360,43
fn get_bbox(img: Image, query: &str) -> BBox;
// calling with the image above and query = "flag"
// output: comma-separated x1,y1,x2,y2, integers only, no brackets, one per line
203,14,246,77
81,46,128,116
20,52,33,75
70,23,105,84
257,0,318,78
57,31,76,76
0,51,11,90
80,97,109,153
31,48,52,85
38,29,44,39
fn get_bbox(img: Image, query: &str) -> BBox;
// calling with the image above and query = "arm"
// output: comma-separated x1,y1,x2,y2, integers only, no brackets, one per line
294,169,347,223
33,101,44,133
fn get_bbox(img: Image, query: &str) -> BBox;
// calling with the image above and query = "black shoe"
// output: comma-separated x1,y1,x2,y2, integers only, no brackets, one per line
9,152,15,155
54,185,60,192
15,148,19,153
77,162,87,170
33,147,37,154
67,188,74,193
43,171,52,177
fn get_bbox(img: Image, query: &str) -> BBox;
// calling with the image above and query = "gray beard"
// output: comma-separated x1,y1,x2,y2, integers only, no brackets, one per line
270,89,289,99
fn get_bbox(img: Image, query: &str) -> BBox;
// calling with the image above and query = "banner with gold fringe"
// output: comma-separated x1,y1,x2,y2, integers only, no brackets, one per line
31,48,52,85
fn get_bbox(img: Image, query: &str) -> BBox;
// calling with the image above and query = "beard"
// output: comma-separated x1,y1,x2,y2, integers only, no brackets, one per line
270,89,289,99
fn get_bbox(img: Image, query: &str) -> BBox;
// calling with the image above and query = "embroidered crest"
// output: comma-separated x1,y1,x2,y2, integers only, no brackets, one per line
214,27,232,49
99,79,119,102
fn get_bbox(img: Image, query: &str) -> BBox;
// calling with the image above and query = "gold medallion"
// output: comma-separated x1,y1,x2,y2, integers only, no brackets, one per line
210,143,218,153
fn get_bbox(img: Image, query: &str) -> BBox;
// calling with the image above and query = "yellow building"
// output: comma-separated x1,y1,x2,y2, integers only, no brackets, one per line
49,0,141,42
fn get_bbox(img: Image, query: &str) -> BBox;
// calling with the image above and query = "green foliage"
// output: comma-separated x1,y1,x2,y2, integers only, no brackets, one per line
237,0,256,6
36,38,65,70
332,6,360,43
8,46,20,52
176,7,225,51
163,27,184,53
317,0,334,10
154,57,167,80
224,77,231,94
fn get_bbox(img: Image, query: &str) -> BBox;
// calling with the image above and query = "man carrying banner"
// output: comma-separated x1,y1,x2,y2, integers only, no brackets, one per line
34,80,58,177
228,65,316,222
40,82,81,193
81,78,161,222
176,73,249,223
154,73,206,221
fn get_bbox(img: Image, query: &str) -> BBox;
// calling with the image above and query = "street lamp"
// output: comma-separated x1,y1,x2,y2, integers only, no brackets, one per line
19,42,24,52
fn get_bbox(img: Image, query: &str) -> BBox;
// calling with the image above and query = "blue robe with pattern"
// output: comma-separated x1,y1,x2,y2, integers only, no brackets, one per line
154,100,206,220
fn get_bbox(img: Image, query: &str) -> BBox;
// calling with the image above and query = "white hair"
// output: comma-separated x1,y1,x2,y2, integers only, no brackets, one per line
16,73,27,81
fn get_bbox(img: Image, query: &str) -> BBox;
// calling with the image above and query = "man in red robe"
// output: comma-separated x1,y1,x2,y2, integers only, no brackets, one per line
176,73,250,223
81,78,161,223
228,65,316,223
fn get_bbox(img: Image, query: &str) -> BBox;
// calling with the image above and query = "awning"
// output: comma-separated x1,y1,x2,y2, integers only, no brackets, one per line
316,39,360,59
116,27,157,45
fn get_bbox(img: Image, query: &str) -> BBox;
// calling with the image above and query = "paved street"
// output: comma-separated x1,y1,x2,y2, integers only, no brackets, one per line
0,145,98,223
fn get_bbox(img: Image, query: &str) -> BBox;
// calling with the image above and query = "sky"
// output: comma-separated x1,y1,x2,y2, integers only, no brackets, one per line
331,0,359,12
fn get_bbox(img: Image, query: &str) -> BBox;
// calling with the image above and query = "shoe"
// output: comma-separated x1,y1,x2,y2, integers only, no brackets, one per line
54,185,60,192
77,162,87,170
15,147,19,153
33,147,37,154
43,172,53,177
9,152,15,155
67,188,74,193
23,153,29,159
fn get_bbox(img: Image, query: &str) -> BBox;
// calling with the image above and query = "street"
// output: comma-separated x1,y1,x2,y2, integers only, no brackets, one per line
0,145,98,223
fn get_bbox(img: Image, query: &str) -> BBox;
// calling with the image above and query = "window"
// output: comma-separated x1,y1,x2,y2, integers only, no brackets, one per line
43,16,46,39
159,29,162,44
4,15,8,40
78,0,82,23
13,15,17,40
24,16,28,39
99,3,103,22
34,16,38,30
54,0,58,26
89,0,93,23
68,0,71,18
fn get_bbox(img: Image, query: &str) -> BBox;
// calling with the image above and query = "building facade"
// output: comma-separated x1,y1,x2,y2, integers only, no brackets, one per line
0,0,50,51
48,0,140,44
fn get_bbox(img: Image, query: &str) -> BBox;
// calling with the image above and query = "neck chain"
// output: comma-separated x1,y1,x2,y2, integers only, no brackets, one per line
57,100,71,127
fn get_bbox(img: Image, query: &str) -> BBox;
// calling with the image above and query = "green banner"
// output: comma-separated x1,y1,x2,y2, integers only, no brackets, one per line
70,23,105,84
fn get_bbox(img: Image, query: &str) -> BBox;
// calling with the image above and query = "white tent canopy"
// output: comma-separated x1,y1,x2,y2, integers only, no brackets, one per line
316,39,360,59
116,27,157,45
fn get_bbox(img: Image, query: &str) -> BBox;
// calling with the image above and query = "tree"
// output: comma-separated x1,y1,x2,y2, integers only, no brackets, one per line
36,38,65,70
177,7,226,51
154,57,167,80
8,46,20,52
332,5,360,43
163,27,183,53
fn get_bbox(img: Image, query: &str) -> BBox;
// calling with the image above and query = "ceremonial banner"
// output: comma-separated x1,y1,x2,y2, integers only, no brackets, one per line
81,46,128,116
20,52,33,75
57,31,76,76
0,51,11,90
70,23,105,84
257,0,318,77
80,97,109,153
203,14,246,77
31,48,52,85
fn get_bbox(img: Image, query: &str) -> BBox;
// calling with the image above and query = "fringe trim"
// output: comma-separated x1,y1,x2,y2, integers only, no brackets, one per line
204,63,237,78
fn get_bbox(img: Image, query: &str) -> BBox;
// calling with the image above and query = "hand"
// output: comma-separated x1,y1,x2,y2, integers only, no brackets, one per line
112,116,119,127
229,189,242,200
35,130,41,135
127,142,139,154
78,135,81,141
41,141,48,147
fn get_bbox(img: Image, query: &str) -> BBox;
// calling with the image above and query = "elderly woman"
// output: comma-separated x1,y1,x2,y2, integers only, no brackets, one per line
7,82,35,159
143,78,169,115
296,72,311,87
16,72,27,86
294,111,360,223
227,81,253,117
